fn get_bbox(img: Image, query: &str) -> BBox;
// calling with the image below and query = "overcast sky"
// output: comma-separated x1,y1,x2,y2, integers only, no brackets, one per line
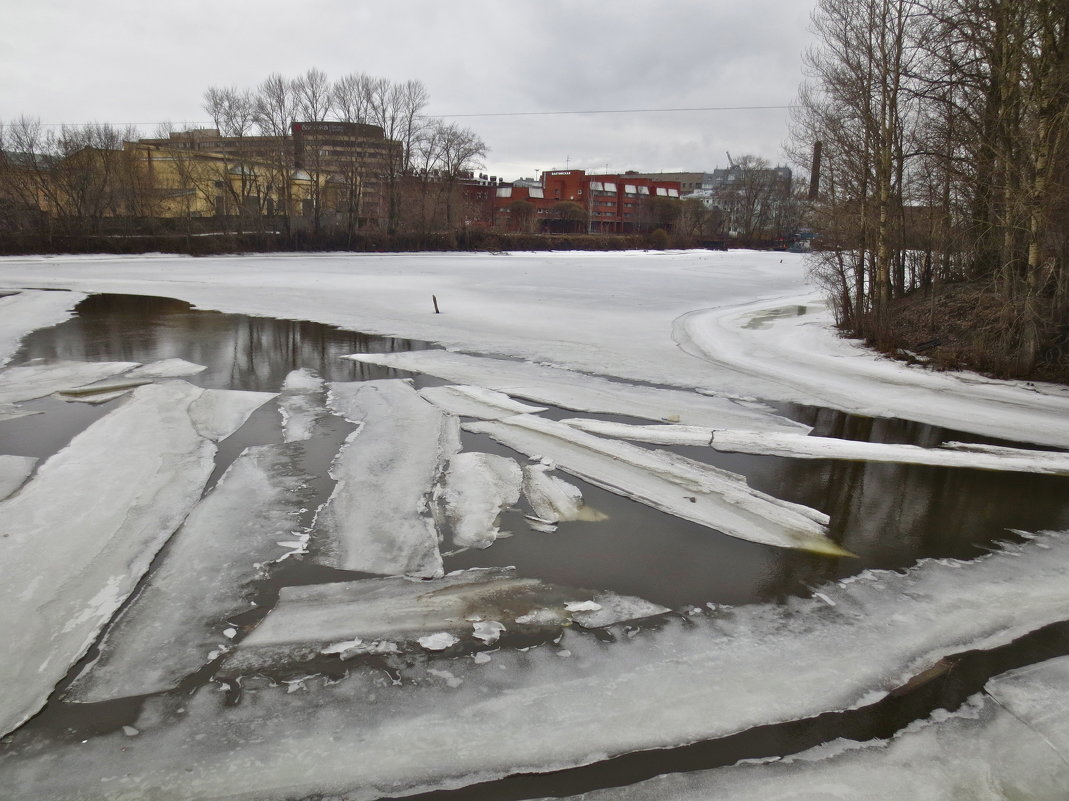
1,0,817,181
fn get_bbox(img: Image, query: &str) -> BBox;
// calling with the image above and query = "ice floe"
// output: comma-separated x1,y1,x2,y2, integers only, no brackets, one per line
5,533,1069,799
0,358,139,405
313,380,460,577
66,443,315,703
465,414,847,556
278,368,326,442
0,381,273,736
347,350,808,433
0,289,87,366
418,383,548,420
541,656,1069,800
0,454,36,500
562,419,1069,475
438,452,523,549
125,358,207,379
521,462,607,532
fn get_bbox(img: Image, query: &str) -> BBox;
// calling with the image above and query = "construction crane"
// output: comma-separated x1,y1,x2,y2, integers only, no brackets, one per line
725,151,736,169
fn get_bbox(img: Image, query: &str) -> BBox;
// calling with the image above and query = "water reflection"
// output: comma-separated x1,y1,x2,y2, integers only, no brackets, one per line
12,293,430,392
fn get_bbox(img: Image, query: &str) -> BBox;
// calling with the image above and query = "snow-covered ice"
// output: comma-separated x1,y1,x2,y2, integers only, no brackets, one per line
562,419,1069,474
314,380,460,577
540,656,1069,800
438,452,523,549
66,443,315,703
466,414,847,556
0,454,36,500
0,381,272,736
349,349,808,433
418,383,548,420
0,359,139,405
0,288,87,366
5,532,1069,799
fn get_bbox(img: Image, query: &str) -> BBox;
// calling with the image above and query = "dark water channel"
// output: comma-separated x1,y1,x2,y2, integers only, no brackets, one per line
4,291,1069,797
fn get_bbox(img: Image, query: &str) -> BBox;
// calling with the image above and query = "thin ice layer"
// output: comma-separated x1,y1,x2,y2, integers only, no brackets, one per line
278,369,326,442
542,657,1069,800
67,443,315,703
0,381,273,736
0,359,140,404
224,568,666,673
5,533,1069,800
0,289,87,366
418,384,548,420
562,418,715,446
439,452,523,549
466,415,846,556
0,454,36,500
347,350,808,433
314,380,460,577
125,358,207,379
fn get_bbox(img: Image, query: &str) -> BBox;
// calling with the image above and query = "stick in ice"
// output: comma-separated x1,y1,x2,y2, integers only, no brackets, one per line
0,381,273,737
464,414,851,557
312,380,460,577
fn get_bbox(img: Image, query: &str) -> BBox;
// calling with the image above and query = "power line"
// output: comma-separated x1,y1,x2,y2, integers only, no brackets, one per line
1,104,794,128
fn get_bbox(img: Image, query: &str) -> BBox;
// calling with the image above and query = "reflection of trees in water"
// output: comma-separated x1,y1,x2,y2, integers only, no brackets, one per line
734,406,1069,591
13,293,432,392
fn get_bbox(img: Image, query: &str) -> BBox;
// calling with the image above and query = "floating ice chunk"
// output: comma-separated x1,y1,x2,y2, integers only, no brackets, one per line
0,289,87,367
125,358,207,379
0,381,273,736
278,369,326,443
189,388,276,442
347,350,808,434
233,569,548,655
466,415,847,556
322,638,364,655
0,404,41,422
64,442,314,703
569,593,671,629
564,601,602,613
439,453,522,549
711,430,1069,475
472,621,505,644
0,359,139,405
419,633,459,651
473,651,492,664
522,463,606,528
7,533,1069,800
562,418,715,446
313,380,460,577
418,384,547,420
0,455,36,501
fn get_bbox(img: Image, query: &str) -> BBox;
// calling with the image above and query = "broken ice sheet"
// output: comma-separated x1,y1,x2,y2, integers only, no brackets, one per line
0,454,36,500
538,656,1069,800
312,380,460,577
522,462,607,531
7,533,1069,800
0,381,273,736
0,289,87,367
438,452,522,550
66,442,315,703
466,414,848,556
221,567,666,674
418,384,548,420
278,368,326,442
0,358,140,405
347,349,808,433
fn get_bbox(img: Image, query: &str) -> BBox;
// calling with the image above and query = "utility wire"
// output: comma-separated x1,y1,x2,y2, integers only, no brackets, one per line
2,104,794,128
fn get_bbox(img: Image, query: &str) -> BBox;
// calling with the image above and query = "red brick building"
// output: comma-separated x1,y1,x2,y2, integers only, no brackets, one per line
492,169,681,233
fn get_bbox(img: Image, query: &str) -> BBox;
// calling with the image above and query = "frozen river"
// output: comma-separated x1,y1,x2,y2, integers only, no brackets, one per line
1,251,1069,799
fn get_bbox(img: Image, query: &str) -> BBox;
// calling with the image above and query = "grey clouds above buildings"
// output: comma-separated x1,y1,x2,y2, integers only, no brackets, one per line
0,0,816,179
